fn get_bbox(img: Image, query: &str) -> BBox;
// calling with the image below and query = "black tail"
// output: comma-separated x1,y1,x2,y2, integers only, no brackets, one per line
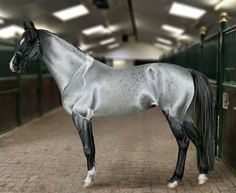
190,70,215,171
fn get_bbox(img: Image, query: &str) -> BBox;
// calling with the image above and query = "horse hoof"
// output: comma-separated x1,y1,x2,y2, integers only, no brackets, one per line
83,182,93,188
167,180,178,188
197,174,208,185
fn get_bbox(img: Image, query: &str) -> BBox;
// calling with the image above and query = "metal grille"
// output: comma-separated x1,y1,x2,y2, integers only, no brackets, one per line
185,44,200,71
161,35,218,80
201,34,218,80
224,29,236,83
0,49,15,77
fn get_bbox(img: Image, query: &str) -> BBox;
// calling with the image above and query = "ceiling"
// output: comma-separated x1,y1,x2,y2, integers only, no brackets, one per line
0,0,236,55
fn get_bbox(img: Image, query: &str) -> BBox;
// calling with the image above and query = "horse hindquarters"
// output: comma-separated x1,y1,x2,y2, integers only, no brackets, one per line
158,66,214,187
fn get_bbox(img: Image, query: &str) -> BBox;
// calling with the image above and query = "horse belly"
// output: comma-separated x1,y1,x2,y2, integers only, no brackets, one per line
94,96,138,117
94,85,150,117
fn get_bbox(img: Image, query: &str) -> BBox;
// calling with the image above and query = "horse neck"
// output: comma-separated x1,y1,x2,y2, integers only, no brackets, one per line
38,30,86,93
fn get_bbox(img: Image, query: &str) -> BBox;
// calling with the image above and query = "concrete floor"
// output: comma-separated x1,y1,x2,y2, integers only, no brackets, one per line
0,108,236,193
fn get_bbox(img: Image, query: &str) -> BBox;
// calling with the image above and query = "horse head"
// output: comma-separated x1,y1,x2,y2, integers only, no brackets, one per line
9,21,41,73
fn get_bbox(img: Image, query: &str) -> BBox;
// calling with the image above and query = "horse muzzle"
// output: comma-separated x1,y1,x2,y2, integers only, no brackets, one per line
9,55,17,72
9,53,27,73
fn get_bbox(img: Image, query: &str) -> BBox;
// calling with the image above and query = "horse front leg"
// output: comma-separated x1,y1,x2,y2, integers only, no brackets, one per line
72,111,96,188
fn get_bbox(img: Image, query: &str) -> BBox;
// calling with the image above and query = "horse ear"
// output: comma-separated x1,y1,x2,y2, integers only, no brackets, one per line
23,22,28,30
29,21,35,29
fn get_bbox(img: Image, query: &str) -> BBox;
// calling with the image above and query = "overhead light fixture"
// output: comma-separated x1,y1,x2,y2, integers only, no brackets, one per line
214,0,232,10
0,25,24,39
157,37,172,45
79,44,89,51
113,60,127,68
177,34,193,41
161,24,184,35
34,23,58,33
169,2,206,19
100,37,116,45
154,43,172,51
82,25,107,36
53,4,89,21
108,43,119,49
0,18,4,24
215,1,223,10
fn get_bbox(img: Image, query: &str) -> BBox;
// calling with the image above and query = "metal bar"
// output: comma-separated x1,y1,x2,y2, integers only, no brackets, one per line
222,82,236,88
0,77,17,81
203,33,218,43
0,88,19,95
127,0,138,41
37,61,43,116
15,74,21,126
13,38,21,126
223,24,236,34
200,26,206,74
215,13,229,157
0,41,14,47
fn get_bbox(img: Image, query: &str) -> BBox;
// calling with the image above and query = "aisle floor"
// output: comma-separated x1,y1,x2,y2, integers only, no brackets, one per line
0,108,236,193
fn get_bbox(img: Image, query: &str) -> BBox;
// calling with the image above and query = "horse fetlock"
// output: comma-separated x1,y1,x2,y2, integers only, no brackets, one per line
84,167,95,185
167,174,182,188
168,173,182,183
197,173,208,185
167,180,179,188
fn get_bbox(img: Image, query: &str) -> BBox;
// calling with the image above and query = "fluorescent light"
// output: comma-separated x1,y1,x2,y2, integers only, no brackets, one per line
100,38,116,45
0,25,24,39
154,43,172,51
113,60,127,68
108,43,119,49
161,24,184,35
53,4,89,21
169,2,206,19
214,0,231,10
157,37,172,45
215,1,223,10
113,59,126,65
82,25,106,36
0,19,4,24
177,34,193,41
35,24,58,33
79,43,91,51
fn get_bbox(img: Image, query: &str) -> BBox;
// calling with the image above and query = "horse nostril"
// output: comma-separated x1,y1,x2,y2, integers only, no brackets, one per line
10,56,17,72
13,63,17,70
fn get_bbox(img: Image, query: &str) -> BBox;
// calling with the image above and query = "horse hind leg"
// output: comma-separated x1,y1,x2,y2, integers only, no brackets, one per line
164,113,190,188
183,119,209,185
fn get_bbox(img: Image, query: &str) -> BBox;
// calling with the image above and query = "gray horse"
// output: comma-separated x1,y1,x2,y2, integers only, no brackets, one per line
9,22,214,188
